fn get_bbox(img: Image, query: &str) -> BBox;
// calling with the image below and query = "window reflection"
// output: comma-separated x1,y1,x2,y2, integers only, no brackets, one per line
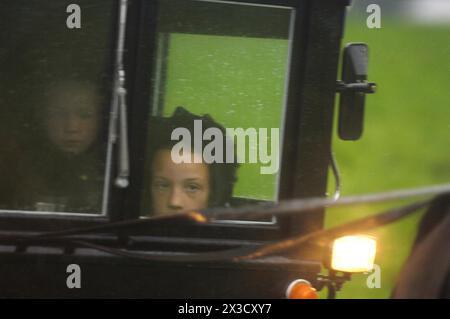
30,80,106,213
0,0,114,214
1,79,108,214
45,81,101,156
142,0,294,222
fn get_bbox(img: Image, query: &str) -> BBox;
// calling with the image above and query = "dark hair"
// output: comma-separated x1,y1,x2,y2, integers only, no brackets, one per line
147,106,239,208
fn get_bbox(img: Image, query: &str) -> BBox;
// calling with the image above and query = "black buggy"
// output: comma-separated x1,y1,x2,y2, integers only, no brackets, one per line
0,0,448,298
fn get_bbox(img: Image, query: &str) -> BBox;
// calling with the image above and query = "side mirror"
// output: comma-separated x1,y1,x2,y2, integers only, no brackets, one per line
337,43,376,141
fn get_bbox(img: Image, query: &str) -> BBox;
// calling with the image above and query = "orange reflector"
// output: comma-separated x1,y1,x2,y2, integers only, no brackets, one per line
286,279,319,299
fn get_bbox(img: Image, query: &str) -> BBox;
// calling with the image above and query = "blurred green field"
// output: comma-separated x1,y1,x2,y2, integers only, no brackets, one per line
325,19,450,298
163,33,289,200
159,17,449,299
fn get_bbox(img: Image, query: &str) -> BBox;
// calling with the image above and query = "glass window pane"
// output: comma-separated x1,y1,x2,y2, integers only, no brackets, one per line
142,0,294,219
0,0,115,215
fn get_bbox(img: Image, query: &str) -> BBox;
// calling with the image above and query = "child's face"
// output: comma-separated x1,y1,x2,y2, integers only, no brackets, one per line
45,83,100,155
151,149,210,215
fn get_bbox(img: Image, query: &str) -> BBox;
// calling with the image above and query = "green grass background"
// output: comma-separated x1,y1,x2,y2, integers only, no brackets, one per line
158,18,449,298
324,18,450,298
163,33,289,200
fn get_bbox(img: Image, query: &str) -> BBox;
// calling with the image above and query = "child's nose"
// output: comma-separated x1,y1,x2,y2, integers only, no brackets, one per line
64,114,81,132
168,187,184,211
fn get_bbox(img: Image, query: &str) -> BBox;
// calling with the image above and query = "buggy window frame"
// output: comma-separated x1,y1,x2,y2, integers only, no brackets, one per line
0,0,348,242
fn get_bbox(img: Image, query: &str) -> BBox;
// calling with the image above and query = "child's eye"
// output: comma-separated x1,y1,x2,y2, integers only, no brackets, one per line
185,183,201,193
153,181,170,191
